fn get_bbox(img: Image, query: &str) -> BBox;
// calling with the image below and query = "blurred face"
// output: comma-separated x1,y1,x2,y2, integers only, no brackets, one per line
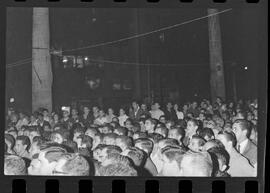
30,115,36,122
132,102,138,110
63,111,69,118
53,114,59,121
199,113,205,121
159,117,166,124
119,109,125,116
125,120,132,129
192,102,198,109
155,128,166,138
14,140,26,155
174,104,178,110
28,151,57,175
29,131,40,143
108,108,114,115
145,120,154,133
187,121,197,135
141,104,147,111
232,123,246,142
99,110,105,117
168,129,180,141
29,142,40,159
83,107,90,114
71,109,78,116
52,133,64,144
43,111,49,117
167,103,173,109
73,132,82,143
188,138,202,152
155,103,160,109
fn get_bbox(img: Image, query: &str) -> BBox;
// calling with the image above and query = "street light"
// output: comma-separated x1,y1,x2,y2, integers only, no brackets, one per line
244,66,248,70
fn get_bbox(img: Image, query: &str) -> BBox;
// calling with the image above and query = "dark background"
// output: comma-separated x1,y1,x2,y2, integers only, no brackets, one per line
6,8,260,112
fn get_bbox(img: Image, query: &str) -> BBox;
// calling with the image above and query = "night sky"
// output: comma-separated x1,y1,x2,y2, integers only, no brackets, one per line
6,8,262,111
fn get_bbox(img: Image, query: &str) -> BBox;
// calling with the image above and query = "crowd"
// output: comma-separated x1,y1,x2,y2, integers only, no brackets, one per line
4,97,258,176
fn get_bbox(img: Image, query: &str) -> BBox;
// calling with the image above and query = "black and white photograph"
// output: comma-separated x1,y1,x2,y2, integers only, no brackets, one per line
4,7,263,177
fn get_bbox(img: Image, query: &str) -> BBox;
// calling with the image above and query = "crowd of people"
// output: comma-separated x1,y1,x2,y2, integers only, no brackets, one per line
4,97,258,176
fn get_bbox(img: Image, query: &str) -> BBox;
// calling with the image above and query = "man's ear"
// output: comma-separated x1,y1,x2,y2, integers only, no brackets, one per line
220,164,227,172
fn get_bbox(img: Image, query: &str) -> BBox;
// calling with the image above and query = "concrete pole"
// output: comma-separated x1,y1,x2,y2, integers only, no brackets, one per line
32,8,52,112
208,8,226,102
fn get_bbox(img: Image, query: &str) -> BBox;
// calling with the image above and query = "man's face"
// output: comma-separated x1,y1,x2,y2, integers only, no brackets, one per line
83,107,90,114
63,111,69,118
29,131,40,143
99,110,105,117
119,109,125,116
141,104,147,111
125,121,132,129
187,121,196,134
145,120,154,132
28,151,57,175
232,123,245,142
132,102,138,109
108,108,114,115
73,132,82,142
29,142,40,159
159,117,166,124
93,107,99,114
14,140,26,155
188,138,201,152
52,133,64,144
167,103,173,109
155,103,160,109
168,129,180,141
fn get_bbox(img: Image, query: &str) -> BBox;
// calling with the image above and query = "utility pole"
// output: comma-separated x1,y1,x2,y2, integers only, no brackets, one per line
32,8,52,112
208,8,226,102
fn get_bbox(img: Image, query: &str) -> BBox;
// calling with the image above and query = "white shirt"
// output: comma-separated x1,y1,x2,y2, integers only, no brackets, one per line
175,110,184,120
118,115,129,127
238,139,249,154
150,109,164,120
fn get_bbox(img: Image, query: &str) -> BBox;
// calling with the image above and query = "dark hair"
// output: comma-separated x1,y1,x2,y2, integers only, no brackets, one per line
16,135,30,150
5,134,15,149
219,131,237,147
197,127,215,140
134,138,154,155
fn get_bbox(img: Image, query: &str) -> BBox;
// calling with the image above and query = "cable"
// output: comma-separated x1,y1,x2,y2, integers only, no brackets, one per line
60,9,232,53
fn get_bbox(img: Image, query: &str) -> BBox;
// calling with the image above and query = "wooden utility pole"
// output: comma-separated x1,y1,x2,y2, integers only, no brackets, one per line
32,8,52,112
208,8,226,102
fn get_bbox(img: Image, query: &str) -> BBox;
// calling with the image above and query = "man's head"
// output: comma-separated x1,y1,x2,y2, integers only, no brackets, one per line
188,135,206,152
115,136,133,151
52,153,89,176
5,134,15,151
4,155,26,175
154,126,168,138
232,119,252,143
202,139,225,152
51,129,70,144
85,128,98,138
28,144,67,175
179,151,213,176
168,127,185,143
159,147,186,176
132,101,139,110
134,138,154,156
144,118,156,133
29,129,41,144
197,127,215,141
216,131,237,151
186,119,199,136
207,147,230,174
98,163,137,176
73,127,85,143
14,136,30,155
122,147,145,167
29,136,45,159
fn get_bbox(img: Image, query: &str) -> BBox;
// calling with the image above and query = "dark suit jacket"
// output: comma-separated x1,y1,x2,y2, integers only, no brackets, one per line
129,108,144,120
242,139,257,166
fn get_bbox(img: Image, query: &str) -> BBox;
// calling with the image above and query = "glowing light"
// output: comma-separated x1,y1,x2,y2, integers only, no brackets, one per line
84,57,88,61
62,57,68,63
244,66,248,70
10,98,14,103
